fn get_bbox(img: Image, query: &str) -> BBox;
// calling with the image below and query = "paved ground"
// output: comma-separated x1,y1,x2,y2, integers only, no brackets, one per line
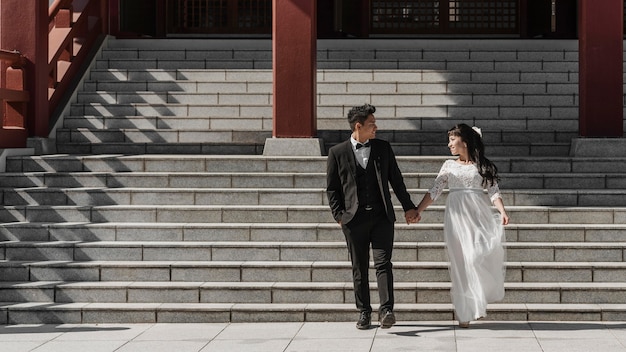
3,320,626,351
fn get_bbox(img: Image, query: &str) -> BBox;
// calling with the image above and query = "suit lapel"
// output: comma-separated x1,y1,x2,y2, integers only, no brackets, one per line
368,140,378,165
345,140,357,178
369,141,390,214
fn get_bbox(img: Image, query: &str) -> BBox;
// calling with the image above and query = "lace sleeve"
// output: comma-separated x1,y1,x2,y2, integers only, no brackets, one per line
487,180,502,203
428,161,449,201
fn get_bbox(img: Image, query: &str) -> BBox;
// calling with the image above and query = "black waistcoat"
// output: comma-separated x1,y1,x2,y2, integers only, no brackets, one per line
355,158,384,210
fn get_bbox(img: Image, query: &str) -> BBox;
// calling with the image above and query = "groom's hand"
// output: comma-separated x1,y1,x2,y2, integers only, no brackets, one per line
404,208,420,224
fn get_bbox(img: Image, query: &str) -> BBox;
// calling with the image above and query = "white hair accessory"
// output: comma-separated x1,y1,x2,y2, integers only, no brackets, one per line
472,126,482,137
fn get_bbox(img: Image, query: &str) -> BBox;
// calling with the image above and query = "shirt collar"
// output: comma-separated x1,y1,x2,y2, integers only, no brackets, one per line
350,137,370,149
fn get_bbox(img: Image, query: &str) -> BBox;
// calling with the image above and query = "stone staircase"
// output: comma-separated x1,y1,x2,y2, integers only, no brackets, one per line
54,38,592,156
1,37,626,324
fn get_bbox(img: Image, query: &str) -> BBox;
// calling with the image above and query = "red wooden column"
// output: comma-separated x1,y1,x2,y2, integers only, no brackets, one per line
578,0,623,137
0,0,49,137
272,0,317,138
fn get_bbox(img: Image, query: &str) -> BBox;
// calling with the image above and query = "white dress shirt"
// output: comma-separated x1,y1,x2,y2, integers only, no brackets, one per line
351,137,371,169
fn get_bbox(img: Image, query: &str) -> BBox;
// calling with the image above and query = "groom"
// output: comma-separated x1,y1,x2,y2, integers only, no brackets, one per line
326,104,419,330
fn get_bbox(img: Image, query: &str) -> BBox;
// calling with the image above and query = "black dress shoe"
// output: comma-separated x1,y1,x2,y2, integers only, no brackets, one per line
356,311,371,330
379,309,396,329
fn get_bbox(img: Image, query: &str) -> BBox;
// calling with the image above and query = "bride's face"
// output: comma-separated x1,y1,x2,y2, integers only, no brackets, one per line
448,135,466,156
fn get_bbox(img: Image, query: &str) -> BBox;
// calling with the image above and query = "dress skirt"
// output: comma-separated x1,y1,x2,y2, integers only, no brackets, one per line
444,188,506,322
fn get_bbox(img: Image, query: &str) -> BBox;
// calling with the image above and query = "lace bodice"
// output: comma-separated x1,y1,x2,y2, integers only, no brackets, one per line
428,159,501,203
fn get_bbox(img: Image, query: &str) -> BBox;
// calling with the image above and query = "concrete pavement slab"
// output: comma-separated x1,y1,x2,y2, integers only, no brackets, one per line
3,341,45,352
30,340,127,352
133,323,226,341
116,340,210,352
200,338,292,352
0,321,624,352
54,323,151,341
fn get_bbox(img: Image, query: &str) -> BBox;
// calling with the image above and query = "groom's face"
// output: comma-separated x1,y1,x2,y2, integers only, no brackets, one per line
357,114,377,140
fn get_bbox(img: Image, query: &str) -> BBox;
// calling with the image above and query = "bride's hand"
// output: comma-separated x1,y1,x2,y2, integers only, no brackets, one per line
501,212,510,225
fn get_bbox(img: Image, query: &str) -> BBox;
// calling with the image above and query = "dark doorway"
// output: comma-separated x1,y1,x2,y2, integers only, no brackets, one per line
553,0,577,38
524,0,551,38
119,0,159,37
113,0,585,39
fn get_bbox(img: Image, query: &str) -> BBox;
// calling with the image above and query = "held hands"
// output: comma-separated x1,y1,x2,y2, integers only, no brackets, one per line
404,208,421,224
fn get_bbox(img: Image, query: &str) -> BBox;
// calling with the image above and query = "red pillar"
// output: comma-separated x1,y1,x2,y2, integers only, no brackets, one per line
0,0,49,137
272,0,317,138
578,0,623,137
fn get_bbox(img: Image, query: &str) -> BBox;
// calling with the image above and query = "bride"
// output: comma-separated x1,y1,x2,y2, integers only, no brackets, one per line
415,123,510,328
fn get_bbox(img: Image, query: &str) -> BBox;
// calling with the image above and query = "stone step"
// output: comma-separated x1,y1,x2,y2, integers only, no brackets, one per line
1,302,622,324
2,240,626,263
321,130,579,144
0,205,625,224
56,129,269,144
57,128,581,143
1,260,625,283
77,82,581,96
2,222,625,243
67,103,582,121
81,81,272,94
55,142,263,155
4,187,626,207
3,171,622,189
8,155,626,174
1,155,432,173
61,116,275,131
2,170,619,189
53,129,577,155
92,57,582,71
0,261,626,283
87,68,581,84
52,138,571,158
54,141,574,157
1,281,626,305
68,103,273,118
76,92,275,105
393,143,572,157
101,45,580,62
60,117,580,145
93,58,274,70
316,51,579,63
89,69,274,82
58,115,584,133
2,187,335,206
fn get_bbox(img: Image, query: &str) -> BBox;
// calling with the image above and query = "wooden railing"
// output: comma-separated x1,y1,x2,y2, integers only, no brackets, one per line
0,0,107,149
0,49,28,148
48,0,107,122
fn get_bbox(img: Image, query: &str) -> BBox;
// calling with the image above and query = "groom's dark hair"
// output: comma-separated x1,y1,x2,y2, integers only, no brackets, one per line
347,104,376,131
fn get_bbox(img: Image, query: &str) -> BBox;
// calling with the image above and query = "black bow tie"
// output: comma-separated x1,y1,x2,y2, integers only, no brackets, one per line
356,142,370,150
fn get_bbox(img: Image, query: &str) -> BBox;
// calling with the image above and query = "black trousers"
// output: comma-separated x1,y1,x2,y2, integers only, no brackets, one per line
341,207,394,314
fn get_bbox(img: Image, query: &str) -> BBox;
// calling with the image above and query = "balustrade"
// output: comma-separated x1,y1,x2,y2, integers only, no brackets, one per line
0,49,28,148
48,0,108,119
0,0,108,148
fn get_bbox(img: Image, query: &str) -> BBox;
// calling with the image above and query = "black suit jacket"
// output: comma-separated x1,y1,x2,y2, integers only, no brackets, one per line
326,138,415,225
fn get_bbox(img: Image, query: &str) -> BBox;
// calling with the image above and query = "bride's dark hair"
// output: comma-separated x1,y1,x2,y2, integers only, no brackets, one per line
448,123,499,186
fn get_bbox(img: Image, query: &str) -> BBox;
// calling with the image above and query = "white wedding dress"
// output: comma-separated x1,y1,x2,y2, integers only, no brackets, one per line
428,159,506,322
